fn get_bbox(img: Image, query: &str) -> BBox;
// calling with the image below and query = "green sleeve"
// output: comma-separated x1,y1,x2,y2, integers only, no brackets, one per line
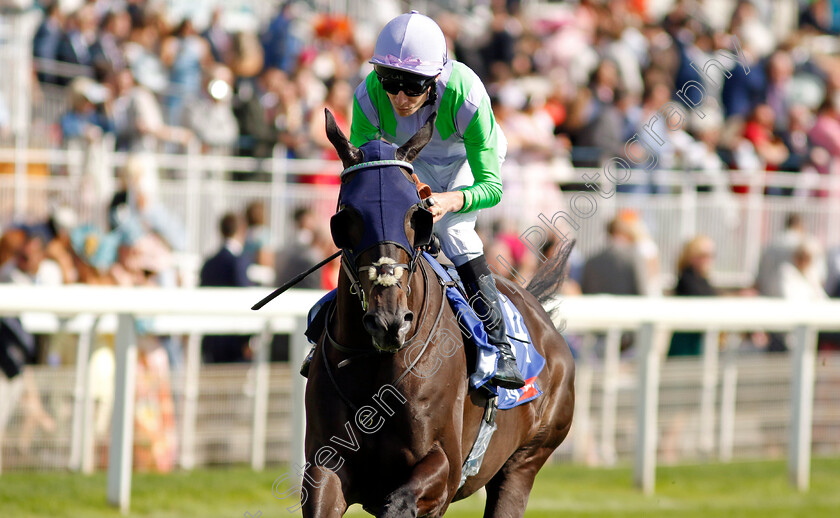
458,96,502,212
350,96,379,148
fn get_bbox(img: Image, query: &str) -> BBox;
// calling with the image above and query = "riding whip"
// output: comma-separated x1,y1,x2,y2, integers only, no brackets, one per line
251,250,341,310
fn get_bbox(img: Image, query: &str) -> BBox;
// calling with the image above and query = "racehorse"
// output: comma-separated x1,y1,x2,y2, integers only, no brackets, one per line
301,110,575,517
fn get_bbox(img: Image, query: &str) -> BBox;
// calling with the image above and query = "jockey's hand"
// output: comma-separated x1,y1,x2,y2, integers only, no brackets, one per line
427,191,465,223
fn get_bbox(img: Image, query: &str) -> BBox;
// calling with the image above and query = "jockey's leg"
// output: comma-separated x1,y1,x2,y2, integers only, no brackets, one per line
456,256,526,389
435,211,526,390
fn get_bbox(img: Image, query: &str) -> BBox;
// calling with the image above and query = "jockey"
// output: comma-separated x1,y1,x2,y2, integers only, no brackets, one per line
349,11,525,389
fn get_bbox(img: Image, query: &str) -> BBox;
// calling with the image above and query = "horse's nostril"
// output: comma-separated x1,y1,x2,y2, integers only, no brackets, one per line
403,311,414,323
363,314,379,332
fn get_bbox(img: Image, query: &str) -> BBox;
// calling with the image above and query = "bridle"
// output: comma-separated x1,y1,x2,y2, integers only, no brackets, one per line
335,158,429,312
320,158,445,410
323,252,449,412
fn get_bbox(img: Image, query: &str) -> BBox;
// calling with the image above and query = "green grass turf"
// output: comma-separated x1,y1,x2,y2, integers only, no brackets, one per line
1,458,838,517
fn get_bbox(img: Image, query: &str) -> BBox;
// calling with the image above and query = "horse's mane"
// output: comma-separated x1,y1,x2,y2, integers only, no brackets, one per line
525,239,575,319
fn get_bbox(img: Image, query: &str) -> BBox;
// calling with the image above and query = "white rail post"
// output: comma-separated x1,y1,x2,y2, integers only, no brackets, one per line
179,333,201,470
719,333,739,462
571,333,594,464
69,316,96,471
184,139,201,255
270,145,289,248
634,322,665,495
107,314,138,514
600,327,621,466
698,328,720,458
789,324,817,491
290,316,309,472
251,322,272,471
12,131,29,220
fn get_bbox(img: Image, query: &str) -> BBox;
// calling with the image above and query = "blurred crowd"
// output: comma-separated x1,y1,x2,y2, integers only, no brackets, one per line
3,0,839,359
538,210,840,358
17,0,839,194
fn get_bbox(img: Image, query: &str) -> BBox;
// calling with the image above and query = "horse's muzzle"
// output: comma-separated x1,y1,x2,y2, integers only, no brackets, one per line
363,309,414,352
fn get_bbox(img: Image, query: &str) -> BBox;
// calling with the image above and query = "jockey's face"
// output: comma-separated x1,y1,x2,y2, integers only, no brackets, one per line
386,88,430,117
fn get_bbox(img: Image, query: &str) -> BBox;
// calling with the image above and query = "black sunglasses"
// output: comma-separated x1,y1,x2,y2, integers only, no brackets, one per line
375,66,435,97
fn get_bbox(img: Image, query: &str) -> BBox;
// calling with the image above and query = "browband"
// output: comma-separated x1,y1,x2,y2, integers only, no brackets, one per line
341,159,414,177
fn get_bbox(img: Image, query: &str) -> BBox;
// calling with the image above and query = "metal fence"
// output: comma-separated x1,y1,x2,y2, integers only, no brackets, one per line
2,145,840,289
4,347,839,473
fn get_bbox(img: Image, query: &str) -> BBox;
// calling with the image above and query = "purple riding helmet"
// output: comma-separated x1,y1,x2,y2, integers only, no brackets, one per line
369,10,447,78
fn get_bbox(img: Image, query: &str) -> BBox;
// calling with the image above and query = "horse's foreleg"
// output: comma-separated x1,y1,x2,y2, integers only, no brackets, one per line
482,441,565,518
379,447,450,518
301,465,348,518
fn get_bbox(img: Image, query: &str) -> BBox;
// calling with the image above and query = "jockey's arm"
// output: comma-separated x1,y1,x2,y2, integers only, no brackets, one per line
449,98,503,213
424,95,504,222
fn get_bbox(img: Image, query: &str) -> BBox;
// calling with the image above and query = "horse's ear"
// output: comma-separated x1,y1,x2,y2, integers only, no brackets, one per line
325,108,363,169
396,112,436,163
330,206,364,251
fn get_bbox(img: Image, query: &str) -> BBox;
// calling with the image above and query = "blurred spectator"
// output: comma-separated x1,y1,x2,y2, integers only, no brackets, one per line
306,77,352,184
232,68,280,160
228,30,265,80
200,212,251,363
274,207,322,290
764,50,795,132
261,1,303,74
109,154,187,255
0,228,26,269
123,14,168,95
43,206,79,284
60,77,113,143
621,210,662,296
780,239,827,300
56,4,98,77
720,44,764,119
808,89,840,180
109,68,192,153
778,104,816,181
33,2,64,84
582,215,645,296
495,93,569,218
202,7,233,65
742,103,789,172
90,8,131,81
133,331,177,472
243,200,274,272
161,18,212,127
668,235,719,357
0,230,62,285
567,60,627,168
184,65,239,155
755,213,806,297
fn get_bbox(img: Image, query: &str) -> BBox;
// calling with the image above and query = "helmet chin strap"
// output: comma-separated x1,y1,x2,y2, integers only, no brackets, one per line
422,80,438,108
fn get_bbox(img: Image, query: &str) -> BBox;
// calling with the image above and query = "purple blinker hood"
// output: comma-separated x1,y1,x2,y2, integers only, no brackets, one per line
332,140,422,262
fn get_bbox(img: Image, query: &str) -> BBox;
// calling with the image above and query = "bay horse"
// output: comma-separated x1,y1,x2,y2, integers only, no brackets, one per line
301,110,574,517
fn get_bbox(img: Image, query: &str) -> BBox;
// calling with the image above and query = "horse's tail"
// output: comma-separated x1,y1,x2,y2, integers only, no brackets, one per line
525,239,575,320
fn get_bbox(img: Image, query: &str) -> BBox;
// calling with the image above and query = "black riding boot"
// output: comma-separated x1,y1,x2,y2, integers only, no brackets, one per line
456,255,526,390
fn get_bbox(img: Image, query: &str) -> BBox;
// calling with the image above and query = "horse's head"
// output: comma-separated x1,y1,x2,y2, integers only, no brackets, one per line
325,109,435,352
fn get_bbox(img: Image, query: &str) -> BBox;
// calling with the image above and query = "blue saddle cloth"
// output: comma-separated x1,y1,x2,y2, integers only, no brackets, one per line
420,252,545,410
305,253,545,410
